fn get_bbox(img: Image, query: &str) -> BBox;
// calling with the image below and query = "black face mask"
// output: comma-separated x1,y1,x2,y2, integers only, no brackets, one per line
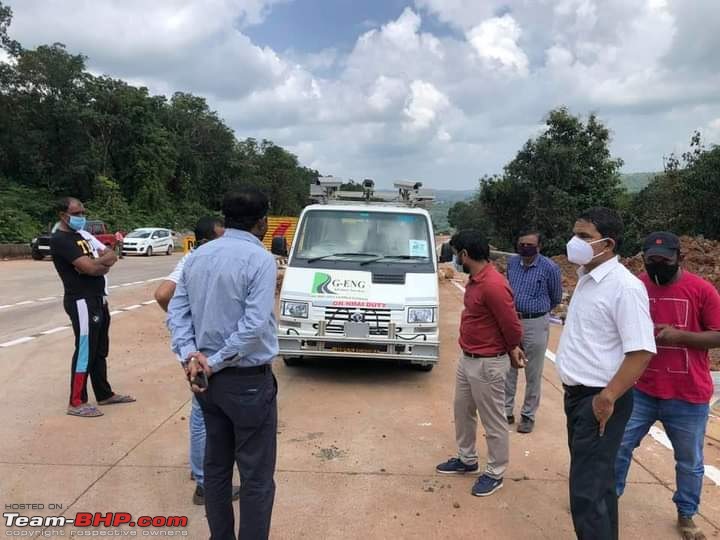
518,245,538,258
645,262,679,285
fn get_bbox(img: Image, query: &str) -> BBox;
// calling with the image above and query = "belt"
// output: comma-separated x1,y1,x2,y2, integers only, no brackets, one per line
562,384,603,397
223,364,271,376
517,311,548,320
462,350,506,359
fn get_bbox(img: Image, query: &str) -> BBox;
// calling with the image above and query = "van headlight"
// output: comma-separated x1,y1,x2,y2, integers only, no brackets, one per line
282,301,309,319
408,307,435,324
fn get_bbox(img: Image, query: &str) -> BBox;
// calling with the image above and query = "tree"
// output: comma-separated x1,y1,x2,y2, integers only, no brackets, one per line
472,107,624,254
631,132,720,241
0,7,317,242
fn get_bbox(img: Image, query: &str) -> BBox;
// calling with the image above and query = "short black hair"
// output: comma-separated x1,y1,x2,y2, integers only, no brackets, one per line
516,227,543,245
577,207,623,252
450,230,490,262
53,196,80,214
194,216,224,245
222,189,269,231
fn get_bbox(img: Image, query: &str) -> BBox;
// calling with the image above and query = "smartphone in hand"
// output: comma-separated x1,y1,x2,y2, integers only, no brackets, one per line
191,371,208,390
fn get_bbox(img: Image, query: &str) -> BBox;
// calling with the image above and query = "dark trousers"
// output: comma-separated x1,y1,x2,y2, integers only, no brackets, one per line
564,385,633,540
63,296,113,407
197,367,277,540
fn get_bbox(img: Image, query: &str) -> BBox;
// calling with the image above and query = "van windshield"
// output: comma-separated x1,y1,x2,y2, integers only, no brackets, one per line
294,210,432,263
127,230,151,239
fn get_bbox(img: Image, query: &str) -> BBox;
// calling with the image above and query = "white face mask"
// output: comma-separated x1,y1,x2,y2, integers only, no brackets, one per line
566,235,610,266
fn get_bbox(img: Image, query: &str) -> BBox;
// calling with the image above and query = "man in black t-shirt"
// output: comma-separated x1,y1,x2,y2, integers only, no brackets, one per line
50,197,135,417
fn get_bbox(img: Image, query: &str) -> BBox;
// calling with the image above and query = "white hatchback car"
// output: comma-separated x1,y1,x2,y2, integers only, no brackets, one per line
122,228,174,256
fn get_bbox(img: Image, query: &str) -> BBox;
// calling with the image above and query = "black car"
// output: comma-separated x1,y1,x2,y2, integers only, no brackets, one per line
30,227,54,260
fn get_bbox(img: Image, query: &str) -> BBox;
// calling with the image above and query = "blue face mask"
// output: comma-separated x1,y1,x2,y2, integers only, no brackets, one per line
68,215,86,232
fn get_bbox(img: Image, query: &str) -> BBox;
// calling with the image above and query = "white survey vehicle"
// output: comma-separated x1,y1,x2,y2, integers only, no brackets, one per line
276,178,440,371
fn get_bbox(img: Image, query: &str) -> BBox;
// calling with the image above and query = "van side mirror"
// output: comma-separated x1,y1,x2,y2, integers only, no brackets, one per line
438,242,453,263
271,236,288,257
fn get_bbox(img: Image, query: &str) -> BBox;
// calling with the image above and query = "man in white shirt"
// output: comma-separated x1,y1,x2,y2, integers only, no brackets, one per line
555,207,656,540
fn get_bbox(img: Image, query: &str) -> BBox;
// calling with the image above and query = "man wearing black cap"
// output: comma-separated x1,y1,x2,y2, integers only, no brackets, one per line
615,232,720,540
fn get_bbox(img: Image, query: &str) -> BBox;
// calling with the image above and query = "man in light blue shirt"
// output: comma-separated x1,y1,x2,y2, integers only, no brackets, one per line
168,189,278,540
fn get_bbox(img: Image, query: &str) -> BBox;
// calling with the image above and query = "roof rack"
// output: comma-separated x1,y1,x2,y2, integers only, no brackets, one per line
309,176,435,209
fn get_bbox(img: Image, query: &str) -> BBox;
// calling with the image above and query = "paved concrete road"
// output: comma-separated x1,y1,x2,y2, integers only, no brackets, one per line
0,255,180,342
0,278,718,538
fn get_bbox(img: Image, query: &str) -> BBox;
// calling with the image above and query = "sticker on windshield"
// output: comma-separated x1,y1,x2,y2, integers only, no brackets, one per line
409,239,428,257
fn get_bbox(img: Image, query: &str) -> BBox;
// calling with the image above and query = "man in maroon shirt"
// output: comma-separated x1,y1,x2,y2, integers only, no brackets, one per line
436,230,525,497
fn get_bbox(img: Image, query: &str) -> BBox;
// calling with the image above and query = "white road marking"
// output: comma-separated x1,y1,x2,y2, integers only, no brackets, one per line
647,426,720,486
544,348,719,486
0,276,169,311
451,281,466,294
40,326,70,335
705,465,720,486
109,310,123,316
141,300,157,305
0,336,35,347
123,304,142,310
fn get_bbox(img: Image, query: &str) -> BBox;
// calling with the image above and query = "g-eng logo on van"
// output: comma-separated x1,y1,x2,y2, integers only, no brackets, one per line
312,272,368,298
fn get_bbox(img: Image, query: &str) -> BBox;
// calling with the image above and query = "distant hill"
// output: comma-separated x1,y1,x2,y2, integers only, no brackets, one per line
621,172,660,193
430,190,475,232
433,189,476,203
429,176,660,232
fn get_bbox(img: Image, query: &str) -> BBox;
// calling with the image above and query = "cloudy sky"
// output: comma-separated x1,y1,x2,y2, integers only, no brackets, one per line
5,0,720,189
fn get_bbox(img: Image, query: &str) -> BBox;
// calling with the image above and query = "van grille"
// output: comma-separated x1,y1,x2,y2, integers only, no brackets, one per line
322,307,397,336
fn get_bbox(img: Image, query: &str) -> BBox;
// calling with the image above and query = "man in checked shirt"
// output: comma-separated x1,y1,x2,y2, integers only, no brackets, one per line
505,228,562,433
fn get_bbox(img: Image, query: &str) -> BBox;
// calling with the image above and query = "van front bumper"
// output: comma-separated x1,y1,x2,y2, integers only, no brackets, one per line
278,321,439,363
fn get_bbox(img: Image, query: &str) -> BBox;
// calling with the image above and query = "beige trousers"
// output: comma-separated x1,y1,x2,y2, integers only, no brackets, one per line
454,352,510,479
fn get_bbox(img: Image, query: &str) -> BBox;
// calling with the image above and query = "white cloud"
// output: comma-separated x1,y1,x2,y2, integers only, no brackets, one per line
5,0,290,99
5,0,720,187
403,80,450,131
368,76,408,112
467,15,529,76
702,118,720,145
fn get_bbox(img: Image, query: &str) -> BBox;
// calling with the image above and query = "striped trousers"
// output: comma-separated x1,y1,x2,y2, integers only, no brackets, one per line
63,296,114,407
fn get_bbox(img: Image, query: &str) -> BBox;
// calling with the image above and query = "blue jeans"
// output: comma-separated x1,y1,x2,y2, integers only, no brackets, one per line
615,388,709,517
190,395,206,487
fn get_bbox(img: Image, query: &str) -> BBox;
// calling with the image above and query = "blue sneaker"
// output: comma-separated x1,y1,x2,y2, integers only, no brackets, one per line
436,457,479,474
472,474,503,497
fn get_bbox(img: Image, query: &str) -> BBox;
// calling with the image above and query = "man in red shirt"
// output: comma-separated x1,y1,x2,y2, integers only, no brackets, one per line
436,230,525,497
615,232,720,540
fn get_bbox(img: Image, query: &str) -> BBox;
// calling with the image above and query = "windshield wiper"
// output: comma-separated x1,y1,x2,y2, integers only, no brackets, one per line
307,252,381,263
360,255,427,265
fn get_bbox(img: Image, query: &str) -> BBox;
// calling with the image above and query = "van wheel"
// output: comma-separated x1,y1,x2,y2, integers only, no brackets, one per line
283,357,302,367
412,363,434,372
31,249,44,260
166,244,173,255
146,246,153,257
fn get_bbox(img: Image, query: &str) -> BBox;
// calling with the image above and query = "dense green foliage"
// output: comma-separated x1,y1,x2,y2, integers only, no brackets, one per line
454,108,625,254
0,3,317,242
447,108,719,257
